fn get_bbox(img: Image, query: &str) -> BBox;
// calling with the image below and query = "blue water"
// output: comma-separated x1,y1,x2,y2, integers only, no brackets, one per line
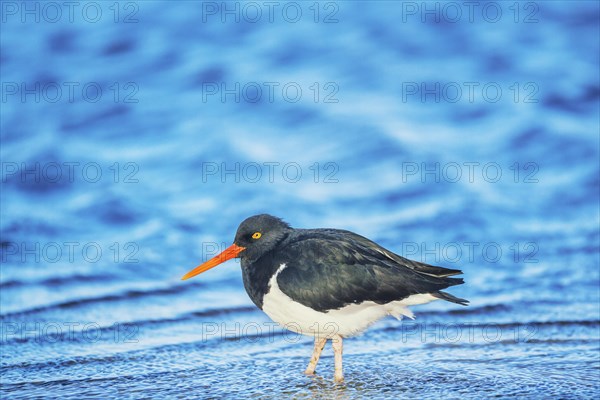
1,1,599,399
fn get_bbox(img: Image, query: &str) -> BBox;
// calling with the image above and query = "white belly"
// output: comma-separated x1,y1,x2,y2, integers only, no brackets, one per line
261,264,438,338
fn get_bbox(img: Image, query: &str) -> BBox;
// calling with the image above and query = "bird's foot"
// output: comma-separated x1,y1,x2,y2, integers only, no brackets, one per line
304,367,316,375
334,372,344,383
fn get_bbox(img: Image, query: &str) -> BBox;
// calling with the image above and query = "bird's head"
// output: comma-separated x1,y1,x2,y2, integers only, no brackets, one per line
181,214,291,280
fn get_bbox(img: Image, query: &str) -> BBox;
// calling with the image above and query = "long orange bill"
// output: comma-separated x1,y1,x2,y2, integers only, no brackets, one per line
181,244,246,280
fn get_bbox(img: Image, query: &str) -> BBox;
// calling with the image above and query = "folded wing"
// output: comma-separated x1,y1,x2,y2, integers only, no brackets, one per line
274,229,468,312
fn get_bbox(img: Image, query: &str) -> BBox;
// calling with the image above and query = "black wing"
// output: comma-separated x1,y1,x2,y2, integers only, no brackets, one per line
274,229,468,312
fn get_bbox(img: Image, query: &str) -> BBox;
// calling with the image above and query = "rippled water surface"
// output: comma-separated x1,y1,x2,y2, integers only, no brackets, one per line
1,1,599,399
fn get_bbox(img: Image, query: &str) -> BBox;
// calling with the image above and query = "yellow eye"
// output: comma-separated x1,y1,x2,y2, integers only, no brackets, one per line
252,232,262,239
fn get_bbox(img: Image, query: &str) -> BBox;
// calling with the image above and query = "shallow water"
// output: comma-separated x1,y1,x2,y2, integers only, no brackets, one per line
1,1,599,399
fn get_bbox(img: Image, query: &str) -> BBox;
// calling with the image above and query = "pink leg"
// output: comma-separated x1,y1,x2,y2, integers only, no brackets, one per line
305,336,327,375
332,335,344,382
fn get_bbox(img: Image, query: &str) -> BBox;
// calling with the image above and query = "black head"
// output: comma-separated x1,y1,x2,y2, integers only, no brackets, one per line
233,214,292,263
180,214,292,280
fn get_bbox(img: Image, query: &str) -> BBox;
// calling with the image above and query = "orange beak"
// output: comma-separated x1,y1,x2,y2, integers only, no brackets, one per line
181,244,246,280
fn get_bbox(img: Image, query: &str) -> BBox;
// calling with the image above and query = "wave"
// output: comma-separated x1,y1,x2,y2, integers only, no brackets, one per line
0,273,119,289
0,283,206,319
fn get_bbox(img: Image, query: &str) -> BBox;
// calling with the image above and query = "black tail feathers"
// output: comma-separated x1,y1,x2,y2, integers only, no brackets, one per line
432,291,469,306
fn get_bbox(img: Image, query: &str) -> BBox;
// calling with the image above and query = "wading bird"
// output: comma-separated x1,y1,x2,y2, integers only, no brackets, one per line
182,214,467,382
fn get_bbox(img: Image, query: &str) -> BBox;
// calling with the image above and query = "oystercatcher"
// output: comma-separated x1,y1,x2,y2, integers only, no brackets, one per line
182,214,468,382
